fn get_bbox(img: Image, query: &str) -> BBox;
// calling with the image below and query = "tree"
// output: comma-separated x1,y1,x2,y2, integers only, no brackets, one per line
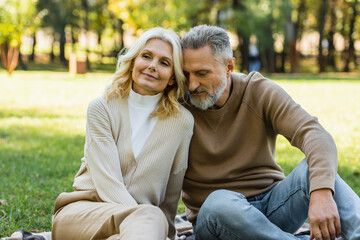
327,0,337,70
285,0,306,73
318,0,329,72
223,0,291,73
88,0,117,58
36,0,81,64
343,0,358,72
0,0,39,73
109,0,183,30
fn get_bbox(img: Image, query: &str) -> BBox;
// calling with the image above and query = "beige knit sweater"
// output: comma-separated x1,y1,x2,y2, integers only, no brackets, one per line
182,72,338,222
73,95,194,238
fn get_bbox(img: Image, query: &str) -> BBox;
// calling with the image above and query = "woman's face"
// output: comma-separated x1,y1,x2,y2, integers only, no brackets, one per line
131,38,175,95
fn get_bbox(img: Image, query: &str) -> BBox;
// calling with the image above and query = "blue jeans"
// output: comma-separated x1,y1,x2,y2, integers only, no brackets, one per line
194,159,360,240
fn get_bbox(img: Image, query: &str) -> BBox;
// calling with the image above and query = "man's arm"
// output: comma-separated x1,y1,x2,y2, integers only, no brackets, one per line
309,189,341,240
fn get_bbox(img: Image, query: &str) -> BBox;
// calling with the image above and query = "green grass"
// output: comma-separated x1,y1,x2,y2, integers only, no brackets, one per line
1,69,360,237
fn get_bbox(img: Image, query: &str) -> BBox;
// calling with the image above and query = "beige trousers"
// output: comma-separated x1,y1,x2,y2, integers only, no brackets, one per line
52,191,169,240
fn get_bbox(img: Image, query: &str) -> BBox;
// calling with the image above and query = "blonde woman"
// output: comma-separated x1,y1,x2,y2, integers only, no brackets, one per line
52,28,194,240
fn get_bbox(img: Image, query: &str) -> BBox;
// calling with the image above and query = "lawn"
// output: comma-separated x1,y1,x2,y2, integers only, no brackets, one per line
0,69,359,237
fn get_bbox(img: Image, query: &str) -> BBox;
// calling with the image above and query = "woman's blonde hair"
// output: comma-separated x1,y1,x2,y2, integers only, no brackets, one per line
105,27,186,118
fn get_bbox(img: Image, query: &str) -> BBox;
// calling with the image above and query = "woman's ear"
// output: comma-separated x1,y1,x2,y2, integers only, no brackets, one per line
168,77,176,86
129,60,134,71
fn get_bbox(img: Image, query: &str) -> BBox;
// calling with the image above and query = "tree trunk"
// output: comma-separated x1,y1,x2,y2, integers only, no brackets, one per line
232,0,248,72
344,1,357,72
264,48,275,73
263,20,275,73
118,19,124,51
280,44,286,73
240,34,249,72
50,39,55,62
82,0,90,70
327,0,336,70
0,42,20,74
318,0,329,73
59,26,66,64
290,0,306,73
18,52,27,70
30,32,36,62
97,32,103,63
286,17,298,73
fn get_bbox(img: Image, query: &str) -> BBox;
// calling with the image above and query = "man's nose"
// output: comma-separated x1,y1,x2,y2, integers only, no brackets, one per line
188,76,200,92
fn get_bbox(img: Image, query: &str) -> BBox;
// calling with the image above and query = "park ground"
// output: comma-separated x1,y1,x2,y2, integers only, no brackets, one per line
0,64,359,237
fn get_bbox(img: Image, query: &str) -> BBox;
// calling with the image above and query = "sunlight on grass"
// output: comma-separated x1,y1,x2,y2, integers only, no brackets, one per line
0,71,359,236
1,71,111,117
273,80,360,194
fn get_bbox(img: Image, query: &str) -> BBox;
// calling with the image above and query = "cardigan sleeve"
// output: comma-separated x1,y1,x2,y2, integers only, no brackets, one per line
159,118,193,239
85,98,138,205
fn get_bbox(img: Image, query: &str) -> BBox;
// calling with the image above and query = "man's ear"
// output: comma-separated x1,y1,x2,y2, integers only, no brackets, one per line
226,58,235,77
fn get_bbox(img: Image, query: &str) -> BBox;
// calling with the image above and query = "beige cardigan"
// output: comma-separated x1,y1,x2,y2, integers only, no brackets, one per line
73,95,194,237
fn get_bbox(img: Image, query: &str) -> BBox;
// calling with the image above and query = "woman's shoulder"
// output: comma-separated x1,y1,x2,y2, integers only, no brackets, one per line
175,104,194,129
87,96,107,115
88,95,125,114
178,104,194,120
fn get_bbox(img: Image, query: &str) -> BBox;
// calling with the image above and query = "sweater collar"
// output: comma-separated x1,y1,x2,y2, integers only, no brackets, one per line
128,88,162,109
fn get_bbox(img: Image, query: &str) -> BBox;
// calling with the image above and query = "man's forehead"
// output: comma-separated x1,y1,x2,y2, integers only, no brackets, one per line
183,46,214,69
183,59,212,72
183,45,212,55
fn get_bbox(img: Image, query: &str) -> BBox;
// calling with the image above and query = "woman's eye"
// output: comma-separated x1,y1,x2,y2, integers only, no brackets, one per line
161,61,170,67
142,53,151,59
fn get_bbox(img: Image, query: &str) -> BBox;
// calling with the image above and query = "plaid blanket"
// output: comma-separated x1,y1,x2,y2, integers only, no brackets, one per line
4,215,338,240
0,214,193,240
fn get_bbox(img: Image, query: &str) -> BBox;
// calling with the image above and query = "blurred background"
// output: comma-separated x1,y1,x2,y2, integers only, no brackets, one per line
1,0,360,237
1,0,360,74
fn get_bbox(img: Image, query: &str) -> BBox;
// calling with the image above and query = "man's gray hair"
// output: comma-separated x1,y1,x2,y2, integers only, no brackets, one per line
181,25,233,64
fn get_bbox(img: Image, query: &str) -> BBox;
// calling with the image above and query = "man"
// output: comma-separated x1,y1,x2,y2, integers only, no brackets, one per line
180,25,360,240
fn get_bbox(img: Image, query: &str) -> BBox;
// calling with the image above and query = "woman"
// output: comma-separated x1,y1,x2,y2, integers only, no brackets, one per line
52,27,194,240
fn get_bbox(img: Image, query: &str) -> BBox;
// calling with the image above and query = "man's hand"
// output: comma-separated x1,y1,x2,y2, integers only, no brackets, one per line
308,189,341,240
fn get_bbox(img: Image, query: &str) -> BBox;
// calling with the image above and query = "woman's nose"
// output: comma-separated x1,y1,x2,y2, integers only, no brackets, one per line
148,60,157,71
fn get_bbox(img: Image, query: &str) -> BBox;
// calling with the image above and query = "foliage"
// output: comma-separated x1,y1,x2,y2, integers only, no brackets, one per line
0,0,41,73
2,0,360,73
0,0,39,47
108,0,202,31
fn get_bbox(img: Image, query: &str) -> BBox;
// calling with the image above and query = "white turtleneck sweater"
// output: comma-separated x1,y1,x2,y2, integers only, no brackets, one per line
127,89,162,159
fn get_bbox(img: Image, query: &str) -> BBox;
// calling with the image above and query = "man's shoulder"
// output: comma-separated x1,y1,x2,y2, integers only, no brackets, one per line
232,71,267,83
232,71,279,91
231,72,248,80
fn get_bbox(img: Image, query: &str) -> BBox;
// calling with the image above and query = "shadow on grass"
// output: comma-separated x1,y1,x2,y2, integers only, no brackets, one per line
267,72,360,81
278,160,360,195
0,108,85,119
9,62,116,73
275,140,360,196
0,127,85,237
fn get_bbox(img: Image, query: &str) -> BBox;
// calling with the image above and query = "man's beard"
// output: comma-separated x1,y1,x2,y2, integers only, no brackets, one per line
189,78,227,110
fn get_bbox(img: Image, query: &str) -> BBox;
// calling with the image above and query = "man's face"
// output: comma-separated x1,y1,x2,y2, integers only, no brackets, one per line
183,45,231,110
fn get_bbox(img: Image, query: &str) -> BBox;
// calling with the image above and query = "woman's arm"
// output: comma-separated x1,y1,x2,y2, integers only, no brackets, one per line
85,98,138,205
160,129,193,239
